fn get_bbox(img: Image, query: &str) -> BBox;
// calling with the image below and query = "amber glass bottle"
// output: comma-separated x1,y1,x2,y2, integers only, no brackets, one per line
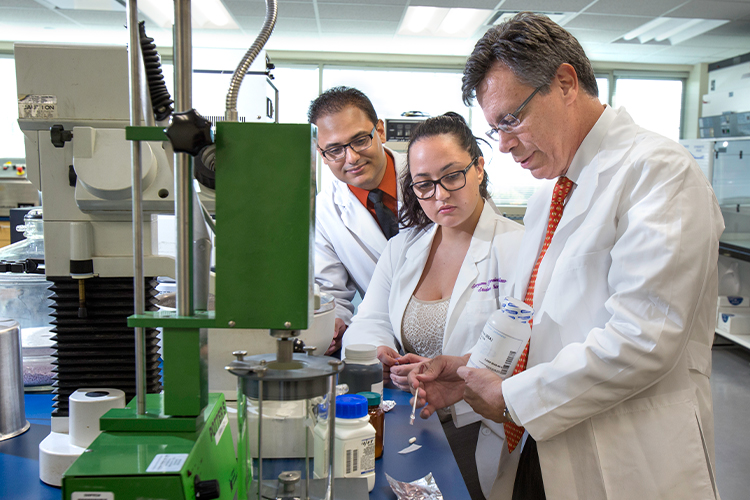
358,391,384,458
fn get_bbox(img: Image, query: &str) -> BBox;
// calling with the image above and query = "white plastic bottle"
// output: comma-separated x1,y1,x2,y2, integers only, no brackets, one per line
467,297,534,378
332,394,376,492
339,344,383,397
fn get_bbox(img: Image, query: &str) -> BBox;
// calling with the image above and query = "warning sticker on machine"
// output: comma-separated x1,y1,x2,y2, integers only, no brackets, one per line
146,453,189,473
72,493,114,500
18,94,57,119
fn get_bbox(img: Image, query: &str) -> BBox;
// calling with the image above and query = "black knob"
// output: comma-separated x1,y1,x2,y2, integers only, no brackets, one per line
194,478,220,500
166,109,213,156
50,125,73,148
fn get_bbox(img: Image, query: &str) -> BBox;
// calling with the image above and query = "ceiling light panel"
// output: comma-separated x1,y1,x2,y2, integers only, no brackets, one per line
622,17,729,45
398,6,492,37
37,0,123,10
139,0,238,29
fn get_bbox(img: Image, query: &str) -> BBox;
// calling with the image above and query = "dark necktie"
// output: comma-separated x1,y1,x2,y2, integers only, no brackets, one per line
367,189,399,240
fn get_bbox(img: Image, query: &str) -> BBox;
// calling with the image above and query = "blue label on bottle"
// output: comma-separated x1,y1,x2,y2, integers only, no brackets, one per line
728,296,744,306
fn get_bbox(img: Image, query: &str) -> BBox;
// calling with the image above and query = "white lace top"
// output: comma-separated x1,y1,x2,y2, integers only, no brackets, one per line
400,295,450,358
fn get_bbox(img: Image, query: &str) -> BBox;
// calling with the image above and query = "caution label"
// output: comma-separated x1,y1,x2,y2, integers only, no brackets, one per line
18,95,57,119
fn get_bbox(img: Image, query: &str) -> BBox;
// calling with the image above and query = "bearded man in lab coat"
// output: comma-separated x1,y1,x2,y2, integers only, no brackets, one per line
410,12,724,500
308,87,407,354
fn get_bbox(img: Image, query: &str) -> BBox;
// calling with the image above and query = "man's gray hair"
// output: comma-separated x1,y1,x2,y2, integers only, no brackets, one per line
462,12,598,106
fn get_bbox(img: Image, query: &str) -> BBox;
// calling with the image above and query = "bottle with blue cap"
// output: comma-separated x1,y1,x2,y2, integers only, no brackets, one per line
331,394,376,491
467,296,534,378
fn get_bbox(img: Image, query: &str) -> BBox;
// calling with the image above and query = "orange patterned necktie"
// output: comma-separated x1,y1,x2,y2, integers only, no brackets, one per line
503,176,574,454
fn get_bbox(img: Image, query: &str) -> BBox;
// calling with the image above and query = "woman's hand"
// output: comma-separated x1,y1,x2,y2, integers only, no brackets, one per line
376,346,401,384
408,354,471,419
389,353,429,392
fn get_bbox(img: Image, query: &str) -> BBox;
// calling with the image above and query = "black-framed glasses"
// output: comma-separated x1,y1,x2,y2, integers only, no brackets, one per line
410,157,478,200
319,125,377,161
485,87,542,141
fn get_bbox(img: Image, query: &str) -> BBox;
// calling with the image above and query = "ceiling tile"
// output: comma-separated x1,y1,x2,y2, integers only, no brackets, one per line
585,0,686,17
53,10,126,26
3,0,47,7
498,0,594,12
316,3,404,22
666,0,750,19
225,0,314,18
700,19,750,35
274,17,320,32
320,19,399,34
565,13,652,31
409,0,498,8
567,28,630,44
316,0,406,5
680,32,750,47
0,6,77,27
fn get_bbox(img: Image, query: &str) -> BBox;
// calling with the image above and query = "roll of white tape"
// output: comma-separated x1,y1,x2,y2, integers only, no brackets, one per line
69,388,126,448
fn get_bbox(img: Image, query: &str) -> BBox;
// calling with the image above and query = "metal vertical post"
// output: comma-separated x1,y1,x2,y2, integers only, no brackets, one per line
126,0,147,416
174,0,193,316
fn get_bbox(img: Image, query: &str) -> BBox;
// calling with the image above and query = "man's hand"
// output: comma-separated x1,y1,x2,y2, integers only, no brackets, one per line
376,346,401,384
389,353,429,392
456,366,508,423
326,318,348,355
408,354,471,419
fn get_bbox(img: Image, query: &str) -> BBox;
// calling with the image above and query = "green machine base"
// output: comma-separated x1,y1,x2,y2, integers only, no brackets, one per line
62,393,238,500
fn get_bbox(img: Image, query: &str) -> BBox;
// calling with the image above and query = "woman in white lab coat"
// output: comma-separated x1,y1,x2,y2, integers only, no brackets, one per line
341,112,524,498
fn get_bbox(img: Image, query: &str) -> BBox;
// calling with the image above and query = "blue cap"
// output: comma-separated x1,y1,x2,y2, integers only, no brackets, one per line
501,297,534,323
336,394,368,419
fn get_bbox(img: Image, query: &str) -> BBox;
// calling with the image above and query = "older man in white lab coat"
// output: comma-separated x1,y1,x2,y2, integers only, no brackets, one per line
410,13,724,500
309,87,406,354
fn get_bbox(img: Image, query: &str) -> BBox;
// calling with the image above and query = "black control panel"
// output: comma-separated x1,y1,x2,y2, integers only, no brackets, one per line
385,119,426,142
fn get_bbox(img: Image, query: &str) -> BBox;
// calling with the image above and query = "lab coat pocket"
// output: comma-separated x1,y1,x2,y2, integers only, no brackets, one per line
464,298,500,344
591,392,716,500
543,248,611,343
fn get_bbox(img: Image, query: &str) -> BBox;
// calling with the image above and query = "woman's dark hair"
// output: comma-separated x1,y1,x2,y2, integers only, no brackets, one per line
399,112,490,231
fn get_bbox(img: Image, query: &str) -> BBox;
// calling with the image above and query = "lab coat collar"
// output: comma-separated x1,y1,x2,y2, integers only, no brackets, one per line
555,106,632,236
403,199,495,265
518,106,638,309
329,147,407,253
332,178,386,252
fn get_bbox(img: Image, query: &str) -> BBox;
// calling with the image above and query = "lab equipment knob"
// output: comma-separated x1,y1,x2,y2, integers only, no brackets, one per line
278,470,301,494
50,124,73,148
194,477,220,500
166,109,213,156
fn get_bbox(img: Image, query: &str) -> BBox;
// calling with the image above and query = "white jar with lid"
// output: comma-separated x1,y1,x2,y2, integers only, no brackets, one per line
339,344,383,397
332,394,376,492
467,297,533,378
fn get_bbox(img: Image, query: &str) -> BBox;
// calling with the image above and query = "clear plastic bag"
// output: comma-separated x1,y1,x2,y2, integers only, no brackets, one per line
385,472,443,500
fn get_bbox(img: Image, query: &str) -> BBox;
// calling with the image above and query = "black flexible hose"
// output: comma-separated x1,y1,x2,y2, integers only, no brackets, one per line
138,21,174,122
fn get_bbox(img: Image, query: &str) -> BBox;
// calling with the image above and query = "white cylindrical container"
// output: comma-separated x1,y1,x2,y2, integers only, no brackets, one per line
339,344,383,397
332,394,376,492
312,402,329,480
69,388,126,448
467,297,533,378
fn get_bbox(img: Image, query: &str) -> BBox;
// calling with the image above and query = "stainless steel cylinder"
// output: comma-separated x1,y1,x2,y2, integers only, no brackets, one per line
0,318,29,441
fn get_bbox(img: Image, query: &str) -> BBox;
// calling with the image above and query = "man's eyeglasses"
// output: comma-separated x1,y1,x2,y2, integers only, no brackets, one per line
410,157,478,200
319,126,377,161
486,87,542,141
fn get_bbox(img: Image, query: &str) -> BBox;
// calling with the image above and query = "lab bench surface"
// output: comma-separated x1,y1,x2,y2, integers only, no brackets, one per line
0,390,470,500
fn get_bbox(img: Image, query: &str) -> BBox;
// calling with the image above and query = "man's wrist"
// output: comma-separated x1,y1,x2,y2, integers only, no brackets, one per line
502,405,516,425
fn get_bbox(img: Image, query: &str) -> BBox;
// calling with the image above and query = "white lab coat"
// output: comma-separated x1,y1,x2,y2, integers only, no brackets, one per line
342,200,525,497
315,148,407,324
500,107,724,500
